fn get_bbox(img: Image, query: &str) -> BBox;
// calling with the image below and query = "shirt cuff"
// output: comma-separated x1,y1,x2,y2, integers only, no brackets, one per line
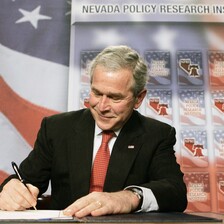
124,185,159,212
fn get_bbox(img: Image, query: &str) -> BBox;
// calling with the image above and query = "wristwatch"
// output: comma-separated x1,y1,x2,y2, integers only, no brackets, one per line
128,187,143,210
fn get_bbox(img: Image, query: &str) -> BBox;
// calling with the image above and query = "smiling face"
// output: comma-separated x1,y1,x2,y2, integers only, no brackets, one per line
89,65,146,131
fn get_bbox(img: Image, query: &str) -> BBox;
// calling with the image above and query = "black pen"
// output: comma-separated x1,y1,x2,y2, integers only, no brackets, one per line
11,161,37,210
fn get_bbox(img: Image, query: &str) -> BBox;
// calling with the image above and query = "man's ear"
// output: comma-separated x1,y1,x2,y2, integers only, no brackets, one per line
134,89,147,109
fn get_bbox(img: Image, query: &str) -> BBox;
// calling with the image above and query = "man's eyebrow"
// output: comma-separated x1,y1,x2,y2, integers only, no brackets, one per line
108,92,123,98
91,86,100,92
91,87,123,98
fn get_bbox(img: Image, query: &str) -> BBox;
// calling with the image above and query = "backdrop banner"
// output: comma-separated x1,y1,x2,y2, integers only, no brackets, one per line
69,0,224,213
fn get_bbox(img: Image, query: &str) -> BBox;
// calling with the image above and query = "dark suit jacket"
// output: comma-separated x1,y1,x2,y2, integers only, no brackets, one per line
3,109,187,211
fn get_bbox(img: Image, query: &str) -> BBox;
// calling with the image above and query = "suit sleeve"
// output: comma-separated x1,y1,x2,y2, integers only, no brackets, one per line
0,117,51,196
143,127,187,212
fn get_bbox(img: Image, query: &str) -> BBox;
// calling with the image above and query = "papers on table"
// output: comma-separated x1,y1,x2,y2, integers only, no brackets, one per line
0,210,74,220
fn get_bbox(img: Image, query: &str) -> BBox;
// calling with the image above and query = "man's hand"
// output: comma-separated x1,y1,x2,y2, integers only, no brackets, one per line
63,190,141,218
0,179,39,211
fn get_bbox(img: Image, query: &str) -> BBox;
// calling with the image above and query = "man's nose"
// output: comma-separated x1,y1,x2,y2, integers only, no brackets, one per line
98,95,110,111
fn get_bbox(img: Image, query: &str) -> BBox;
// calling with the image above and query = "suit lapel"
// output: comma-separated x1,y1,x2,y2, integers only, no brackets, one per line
104,111,144,191
68,110,95,199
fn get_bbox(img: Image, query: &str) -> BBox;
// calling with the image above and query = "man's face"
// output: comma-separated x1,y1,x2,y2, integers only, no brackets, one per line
89,65,145,131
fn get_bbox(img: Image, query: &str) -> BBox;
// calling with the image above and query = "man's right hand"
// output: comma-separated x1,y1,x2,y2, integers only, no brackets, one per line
0,179,39,211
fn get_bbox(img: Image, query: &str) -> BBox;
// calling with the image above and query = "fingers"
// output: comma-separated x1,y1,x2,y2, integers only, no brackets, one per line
26,184,39,200
90,200,107,216
0,179,38,211
26,183,39,209
63,192,107,218
63,191,135,218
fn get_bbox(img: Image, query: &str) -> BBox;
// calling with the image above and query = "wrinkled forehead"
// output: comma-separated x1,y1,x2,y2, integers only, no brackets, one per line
91,65,135,91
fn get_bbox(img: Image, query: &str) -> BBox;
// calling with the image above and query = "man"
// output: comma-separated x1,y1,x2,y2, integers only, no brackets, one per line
0,45,187,217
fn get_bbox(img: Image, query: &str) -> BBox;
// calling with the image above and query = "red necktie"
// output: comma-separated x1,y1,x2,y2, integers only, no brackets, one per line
89,131,114,192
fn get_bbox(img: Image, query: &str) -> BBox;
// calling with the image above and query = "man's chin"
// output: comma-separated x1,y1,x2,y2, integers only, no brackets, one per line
95,119,114,130
97,123,113,131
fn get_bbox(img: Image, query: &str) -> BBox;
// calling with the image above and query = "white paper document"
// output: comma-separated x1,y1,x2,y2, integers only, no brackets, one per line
0,210,74,220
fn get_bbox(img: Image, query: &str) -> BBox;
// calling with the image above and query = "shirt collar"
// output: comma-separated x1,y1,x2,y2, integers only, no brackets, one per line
95,123,120,137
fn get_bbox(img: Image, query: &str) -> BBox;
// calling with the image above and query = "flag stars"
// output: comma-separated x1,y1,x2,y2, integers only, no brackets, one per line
65,0,71,16
92,29,125,47
152,26,177,50
16,5,52,29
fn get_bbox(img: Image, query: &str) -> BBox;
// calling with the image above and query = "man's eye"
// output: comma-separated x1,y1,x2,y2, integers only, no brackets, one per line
111,97,122,102
93,92,101,97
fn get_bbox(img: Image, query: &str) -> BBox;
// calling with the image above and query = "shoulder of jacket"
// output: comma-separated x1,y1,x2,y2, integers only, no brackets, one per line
137,111,174,133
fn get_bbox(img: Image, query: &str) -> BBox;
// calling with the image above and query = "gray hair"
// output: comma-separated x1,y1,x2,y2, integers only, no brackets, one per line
89,45,148,97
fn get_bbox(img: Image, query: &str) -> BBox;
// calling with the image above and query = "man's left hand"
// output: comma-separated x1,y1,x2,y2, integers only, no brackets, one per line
63,190,140,218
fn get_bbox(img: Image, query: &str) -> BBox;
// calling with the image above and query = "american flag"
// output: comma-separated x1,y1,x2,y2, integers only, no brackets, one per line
0,0,71,183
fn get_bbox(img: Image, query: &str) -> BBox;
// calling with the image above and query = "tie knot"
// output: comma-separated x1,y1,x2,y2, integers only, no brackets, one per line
102,131,114,144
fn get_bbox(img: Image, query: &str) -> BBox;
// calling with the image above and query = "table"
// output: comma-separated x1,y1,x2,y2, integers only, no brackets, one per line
0,212,223,224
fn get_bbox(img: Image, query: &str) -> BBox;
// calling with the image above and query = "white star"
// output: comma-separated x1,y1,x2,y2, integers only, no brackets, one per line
16,6,51,29
152,26,177,50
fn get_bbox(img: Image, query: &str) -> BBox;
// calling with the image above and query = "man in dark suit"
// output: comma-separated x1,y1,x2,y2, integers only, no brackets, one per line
0,45,187,217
